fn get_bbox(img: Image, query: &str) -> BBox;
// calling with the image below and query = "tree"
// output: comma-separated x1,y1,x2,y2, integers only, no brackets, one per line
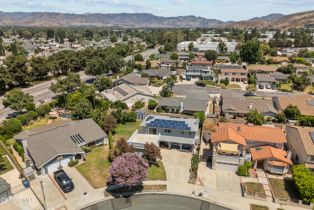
148,100,158,110
0,37,5,56
110,34,118,43
4,55,30,87
205,50,218,61
283,105,301,120
50,72,81,102
292,164,314,204
143,143,162,165
108,153,148,186
94,75,113,91
145,60,151,69
275,112,287,123
113,138,135,158
0,118,22,138
247,109,265,125
108,131,113,150
71,98,93,120
218,41,227,54
170,52,178,60
239,40,262,64
277,64,296,74
3,88,35,112
194,111,205,126
132,100,145,111
188,42,194,52
79,84,97,108
160,85,172,97
134,54,144,62
103,114,117,134
290,75,310,92
84,57,105,76
246,84,257,93
30,56,49,81
298,116,314,127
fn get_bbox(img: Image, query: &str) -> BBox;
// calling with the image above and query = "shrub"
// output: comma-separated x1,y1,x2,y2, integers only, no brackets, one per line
81,146,92,153
148,100,158,110
191,154,200,173
132,100,145,111
68,160,79,167
16,114,28,125
13,142,24,159
36,104,51,117
25,111,39,121
238,161,252,177
292,164,314,204
195,81,207,87
0,118,22,139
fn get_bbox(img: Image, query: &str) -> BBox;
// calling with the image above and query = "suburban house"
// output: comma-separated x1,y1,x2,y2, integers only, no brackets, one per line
128,115,199,152
273,94,314,117
256,73,276,87
250,146,292,175
160,58,177,68
178,52,190,61
190,60,212,66
217,64,248,83
102,83,153,107
0,177,11,202
294,64,310,74
142,68,172,80
158,97,183,113
211,123,286,172
182,91,210,115
285,126,314,171
15,119,108,175
185,65,214,80
114,73,149,86
247,65,278,74
221,97,278,119
270,72,290,83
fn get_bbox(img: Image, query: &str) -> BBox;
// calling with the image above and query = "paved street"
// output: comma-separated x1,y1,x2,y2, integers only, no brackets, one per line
124,46,161,61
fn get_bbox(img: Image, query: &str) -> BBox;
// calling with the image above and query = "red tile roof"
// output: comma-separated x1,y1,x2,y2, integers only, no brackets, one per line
250,146,292,165
212,123,286,145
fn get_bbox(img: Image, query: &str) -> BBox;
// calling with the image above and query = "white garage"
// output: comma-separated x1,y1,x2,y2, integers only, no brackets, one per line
42,155,74,175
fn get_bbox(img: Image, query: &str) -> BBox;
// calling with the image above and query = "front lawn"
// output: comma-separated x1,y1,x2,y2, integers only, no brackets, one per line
113,121,141,142
227,84,241,89
243,182,266,197
250,204,269,210
147,161,167,181
279,84,292,92
76,146,111,188
305,85,314,94
0,156,14,175
268,178,299,201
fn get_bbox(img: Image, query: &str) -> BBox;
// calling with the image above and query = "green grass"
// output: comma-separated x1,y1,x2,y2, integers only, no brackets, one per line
250,204,269,210
227,84,241,89
147,161,167,181
113,121,141,142
243,182,266,197
0,156,14,175
279,84,292,92
76,146,111,189
268,178,299,200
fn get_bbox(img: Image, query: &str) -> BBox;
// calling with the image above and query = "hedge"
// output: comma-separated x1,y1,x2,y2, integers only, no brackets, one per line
68,160,79,167
292,165,314,204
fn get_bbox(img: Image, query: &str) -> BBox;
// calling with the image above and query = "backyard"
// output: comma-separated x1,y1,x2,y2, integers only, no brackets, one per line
268,178,299,201
243,182,266,197
0,156,14,175
113,121,141,142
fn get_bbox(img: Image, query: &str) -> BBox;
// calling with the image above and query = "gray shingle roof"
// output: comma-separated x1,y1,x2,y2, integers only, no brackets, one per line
256,73,276,82
182,91,209,112
0,177,10,194
118,73,149,85
270,72,290,81
17,119,107,169
142,68,171,78
159,97,182,107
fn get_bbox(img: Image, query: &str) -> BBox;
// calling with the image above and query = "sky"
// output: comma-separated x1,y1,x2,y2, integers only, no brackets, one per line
0,0,314,21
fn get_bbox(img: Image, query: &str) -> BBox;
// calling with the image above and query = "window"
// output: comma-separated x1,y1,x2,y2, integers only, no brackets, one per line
165,129,171,133
310,156,314,162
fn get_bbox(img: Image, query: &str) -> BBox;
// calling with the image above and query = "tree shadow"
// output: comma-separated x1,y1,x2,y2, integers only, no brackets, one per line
105,184,144,198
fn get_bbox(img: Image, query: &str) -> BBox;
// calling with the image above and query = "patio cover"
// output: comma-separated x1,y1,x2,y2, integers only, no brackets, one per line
218,143,239,155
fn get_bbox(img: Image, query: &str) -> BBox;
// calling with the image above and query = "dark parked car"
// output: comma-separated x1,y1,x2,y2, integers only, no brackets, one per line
258,84,264,89
54,169,74,193
244,92,257,97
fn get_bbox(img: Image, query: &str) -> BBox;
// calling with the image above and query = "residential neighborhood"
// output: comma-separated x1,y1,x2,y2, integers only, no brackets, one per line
0,2,314,210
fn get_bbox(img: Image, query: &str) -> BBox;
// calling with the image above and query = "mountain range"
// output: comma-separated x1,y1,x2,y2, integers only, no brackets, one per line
0,10,313,29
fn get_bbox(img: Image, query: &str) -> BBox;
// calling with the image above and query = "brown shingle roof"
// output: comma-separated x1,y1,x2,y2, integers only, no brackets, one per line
247,65,278,73
273,94,314,116
286,125,314,156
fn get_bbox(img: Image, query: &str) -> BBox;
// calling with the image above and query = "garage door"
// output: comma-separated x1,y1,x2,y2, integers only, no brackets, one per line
216,162,238,172
44,157,72,174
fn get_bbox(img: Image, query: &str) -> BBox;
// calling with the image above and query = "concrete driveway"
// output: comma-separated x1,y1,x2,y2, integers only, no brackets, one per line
62,166,94,199
215,170,241,194
161,149,194,194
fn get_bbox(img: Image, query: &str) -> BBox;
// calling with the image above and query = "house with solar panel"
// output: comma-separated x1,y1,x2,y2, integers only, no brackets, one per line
15,119,108,175
128,115,199,152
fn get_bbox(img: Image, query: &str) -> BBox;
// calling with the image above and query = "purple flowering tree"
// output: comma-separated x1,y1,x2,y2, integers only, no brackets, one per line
108,153,148,186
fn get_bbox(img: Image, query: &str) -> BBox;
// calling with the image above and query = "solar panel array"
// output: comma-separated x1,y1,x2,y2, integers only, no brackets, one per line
70,134,85,145
310,132,314,144
146,119,191,131
116,87,128,96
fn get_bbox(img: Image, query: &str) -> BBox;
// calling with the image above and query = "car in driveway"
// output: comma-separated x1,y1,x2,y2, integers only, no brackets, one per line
54,169,74,193
266,84,271,89
258,84,264,89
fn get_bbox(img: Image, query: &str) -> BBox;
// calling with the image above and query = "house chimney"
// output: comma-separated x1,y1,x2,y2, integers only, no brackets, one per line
249,102,253,109
287,150,292,160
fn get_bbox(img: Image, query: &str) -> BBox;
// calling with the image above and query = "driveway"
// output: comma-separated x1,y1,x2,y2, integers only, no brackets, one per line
161,149,194,194
215,170,241,194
